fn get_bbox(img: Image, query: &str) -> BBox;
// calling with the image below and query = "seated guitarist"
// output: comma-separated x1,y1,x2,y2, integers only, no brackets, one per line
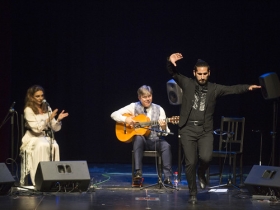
111,85,173,186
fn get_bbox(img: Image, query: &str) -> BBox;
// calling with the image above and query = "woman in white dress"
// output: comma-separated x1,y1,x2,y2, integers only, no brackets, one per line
19,85,69,186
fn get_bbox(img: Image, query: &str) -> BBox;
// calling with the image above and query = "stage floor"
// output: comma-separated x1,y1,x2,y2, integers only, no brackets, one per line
1,163,280,210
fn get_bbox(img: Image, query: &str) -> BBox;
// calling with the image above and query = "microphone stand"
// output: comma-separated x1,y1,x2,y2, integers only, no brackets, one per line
0,102,16,176
10,109,15,175
271,99,278,166
259,131,263,166
252,130,263,166
140,127,178,191
45,104,54,161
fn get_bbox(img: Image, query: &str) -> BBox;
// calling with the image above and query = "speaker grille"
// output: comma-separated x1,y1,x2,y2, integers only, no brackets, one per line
166,79,182,105
35,161,90,192
259,72,280,99
0,163,15,195
245,165,280,197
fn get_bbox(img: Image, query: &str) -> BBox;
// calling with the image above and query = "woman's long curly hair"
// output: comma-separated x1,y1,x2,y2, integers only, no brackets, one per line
24,85,48,114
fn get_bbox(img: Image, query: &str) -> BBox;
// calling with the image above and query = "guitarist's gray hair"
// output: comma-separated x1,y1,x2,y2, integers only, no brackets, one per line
137,85,153,97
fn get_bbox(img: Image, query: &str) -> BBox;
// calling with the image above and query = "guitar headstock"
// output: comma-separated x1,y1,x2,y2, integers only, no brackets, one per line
169,116,179,124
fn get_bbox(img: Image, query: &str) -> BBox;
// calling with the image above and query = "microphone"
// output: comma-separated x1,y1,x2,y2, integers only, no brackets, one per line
42,99,50,106
252,130,260,132
9,101,16,113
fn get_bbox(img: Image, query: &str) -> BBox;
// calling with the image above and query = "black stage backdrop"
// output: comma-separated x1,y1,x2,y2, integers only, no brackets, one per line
1,0,280,166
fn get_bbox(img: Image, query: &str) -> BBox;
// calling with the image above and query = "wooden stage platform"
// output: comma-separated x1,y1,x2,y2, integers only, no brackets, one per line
1,163,280,210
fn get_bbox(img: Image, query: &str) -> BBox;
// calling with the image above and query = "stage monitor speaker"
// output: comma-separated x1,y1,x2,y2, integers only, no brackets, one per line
244,165,280,196
0,163,15,195
259,72,280,100
166,79,182,105
35,161,90,192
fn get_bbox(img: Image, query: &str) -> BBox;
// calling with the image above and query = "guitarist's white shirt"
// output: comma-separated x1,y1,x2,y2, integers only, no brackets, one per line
111,102,170,134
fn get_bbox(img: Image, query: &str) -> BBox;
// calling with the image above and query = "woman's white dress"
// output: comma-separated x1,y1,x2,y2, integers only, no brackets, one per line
20,107,62,186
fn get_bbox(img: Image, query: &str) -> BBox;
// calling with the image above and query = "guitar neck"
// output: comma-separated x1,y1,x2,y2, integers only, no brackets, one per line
139,118,171,127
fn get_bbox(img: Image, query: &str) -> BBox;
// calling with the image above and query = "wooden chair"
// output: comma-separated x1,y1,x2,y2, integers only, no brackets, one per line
207,116,245,186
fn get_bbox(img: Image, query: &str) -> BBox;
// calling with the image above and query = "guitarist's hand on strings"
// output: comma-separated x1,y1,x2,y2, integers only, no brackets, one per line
125,116,135,128
158,119,167,130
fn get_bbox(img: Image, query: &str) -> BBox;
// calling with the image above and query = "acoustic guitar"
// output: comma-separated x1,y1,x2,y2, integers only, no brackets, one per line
115,113,179,143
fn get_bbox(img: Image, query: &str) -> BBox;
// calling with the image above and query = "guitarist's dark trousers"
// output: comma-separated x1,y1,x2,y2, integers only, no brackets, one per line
133,135,172,178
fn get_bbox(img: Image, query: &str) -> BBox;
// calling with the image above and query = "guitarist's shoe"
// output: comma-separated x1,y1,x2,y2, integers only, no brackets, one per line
132,170,143,187
132,177,144,187
163,178,173,187
134,170,142,179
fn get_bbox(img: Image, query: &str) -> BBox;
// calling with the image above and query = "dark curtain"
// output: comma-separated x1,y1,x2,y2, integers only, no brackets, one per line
2,0,279,166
